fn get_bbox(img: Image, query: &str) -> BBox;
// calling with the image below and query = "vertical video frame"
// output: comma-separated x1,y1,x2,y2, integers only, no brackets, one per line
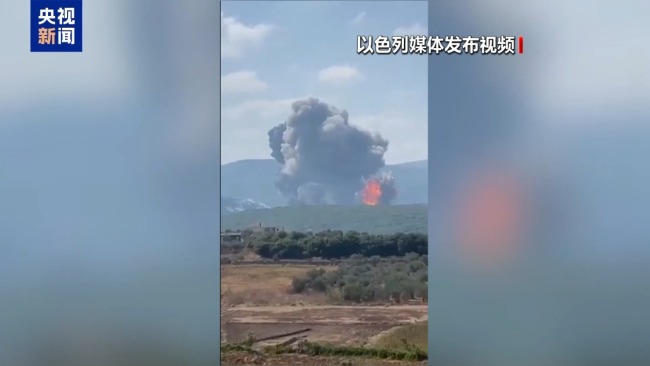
220,1,429,365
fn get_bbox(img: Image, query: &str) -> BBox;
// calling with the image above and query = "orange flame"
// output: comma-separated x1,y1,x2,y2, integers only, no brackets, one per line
361,179,382,205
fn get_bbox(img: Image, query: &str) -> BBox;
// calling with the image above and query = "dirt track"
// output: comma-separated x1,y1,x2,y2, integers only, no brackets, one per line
221,305,427,346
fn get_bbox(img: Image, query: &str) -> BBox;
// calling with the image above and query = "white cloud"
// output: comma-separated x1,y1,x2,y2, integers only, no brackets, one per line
317,65,363,87
221,12,275,59
221,71,268,94
393,23,427,36
351,11,366,25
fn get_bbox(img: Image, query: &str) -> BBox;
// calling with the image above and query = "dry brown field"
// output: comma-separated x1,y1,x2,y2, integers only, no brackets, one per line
220,262,427,365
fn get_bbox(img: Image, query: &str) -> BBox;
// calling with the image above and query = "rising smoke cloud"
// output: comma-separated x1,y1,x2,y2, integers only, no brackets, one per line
268,97,393,205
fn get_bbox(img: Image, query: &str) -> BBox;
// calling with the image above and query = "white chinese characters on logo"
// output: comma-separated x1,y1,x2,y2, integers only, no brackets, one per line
36,6,77,46
38,8,55,25
58,7,76,25
58,27,75,45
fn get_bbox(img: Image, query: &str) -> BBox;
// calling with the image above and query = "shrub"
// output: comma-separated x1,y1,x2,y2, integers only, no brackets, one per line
311,277,327,292
291,276,309,293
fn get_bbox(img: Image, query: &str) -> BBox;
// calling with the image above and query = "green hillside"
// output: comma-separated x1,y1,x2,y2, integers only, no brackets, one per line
221,204,427,234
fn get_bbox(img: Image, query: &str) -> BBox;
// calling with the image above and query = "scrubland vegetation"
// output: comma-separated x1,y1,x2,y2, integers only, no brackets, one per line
290,253,428,303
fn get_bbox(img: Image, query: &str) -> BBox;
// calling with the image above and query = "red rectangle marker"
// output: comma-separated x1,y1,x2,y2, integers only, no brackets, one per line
518,36,524,54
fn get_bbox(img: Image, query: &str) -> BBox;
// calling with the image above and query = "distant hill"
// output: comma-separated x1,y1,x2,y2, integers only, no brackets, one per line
221,159,286,207
221,159,427,207
221,204,427,234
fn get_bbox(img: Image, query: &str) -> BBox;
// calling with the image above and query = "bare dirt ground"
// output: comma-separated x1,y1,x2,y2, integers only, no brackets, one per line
221,263,336,307
222,304,427,345
221,263,428,364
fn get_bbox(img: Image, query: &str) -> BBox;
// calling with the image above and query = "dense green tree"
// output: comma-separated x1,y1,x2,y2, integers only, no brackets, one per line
246,230,428,260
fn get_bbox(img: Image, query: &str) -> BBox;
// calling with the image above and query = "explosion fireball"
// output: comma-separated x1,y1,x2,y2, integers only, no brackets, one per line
360,172,398,206
361,179,382,206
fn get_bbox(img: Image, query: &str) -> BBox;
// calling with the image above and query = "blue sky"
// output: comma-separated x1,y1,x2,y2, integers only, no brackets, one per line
220,1,428,164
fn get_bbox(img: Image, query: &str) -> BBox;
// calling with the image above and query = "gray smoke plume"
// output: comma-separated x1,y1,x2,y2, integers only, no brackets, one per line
268,97,391,205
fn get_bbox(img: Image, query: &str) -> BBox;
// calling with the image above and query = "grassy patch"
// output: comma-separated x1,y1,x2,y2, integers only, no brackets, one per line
372,322,427,353
265,341,427,361
221,264,335,306
221,340,427,361
221,343,254,353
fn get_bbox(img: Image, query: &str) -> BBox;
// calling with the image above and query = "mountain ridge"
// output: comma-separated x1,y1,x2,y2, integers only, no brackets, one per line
221,158,428,208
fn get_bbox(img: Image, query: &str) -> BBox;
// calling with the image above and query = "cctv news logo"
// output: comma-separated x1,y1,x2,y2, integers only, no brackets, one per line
30,0,83,52
357,35,524,55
